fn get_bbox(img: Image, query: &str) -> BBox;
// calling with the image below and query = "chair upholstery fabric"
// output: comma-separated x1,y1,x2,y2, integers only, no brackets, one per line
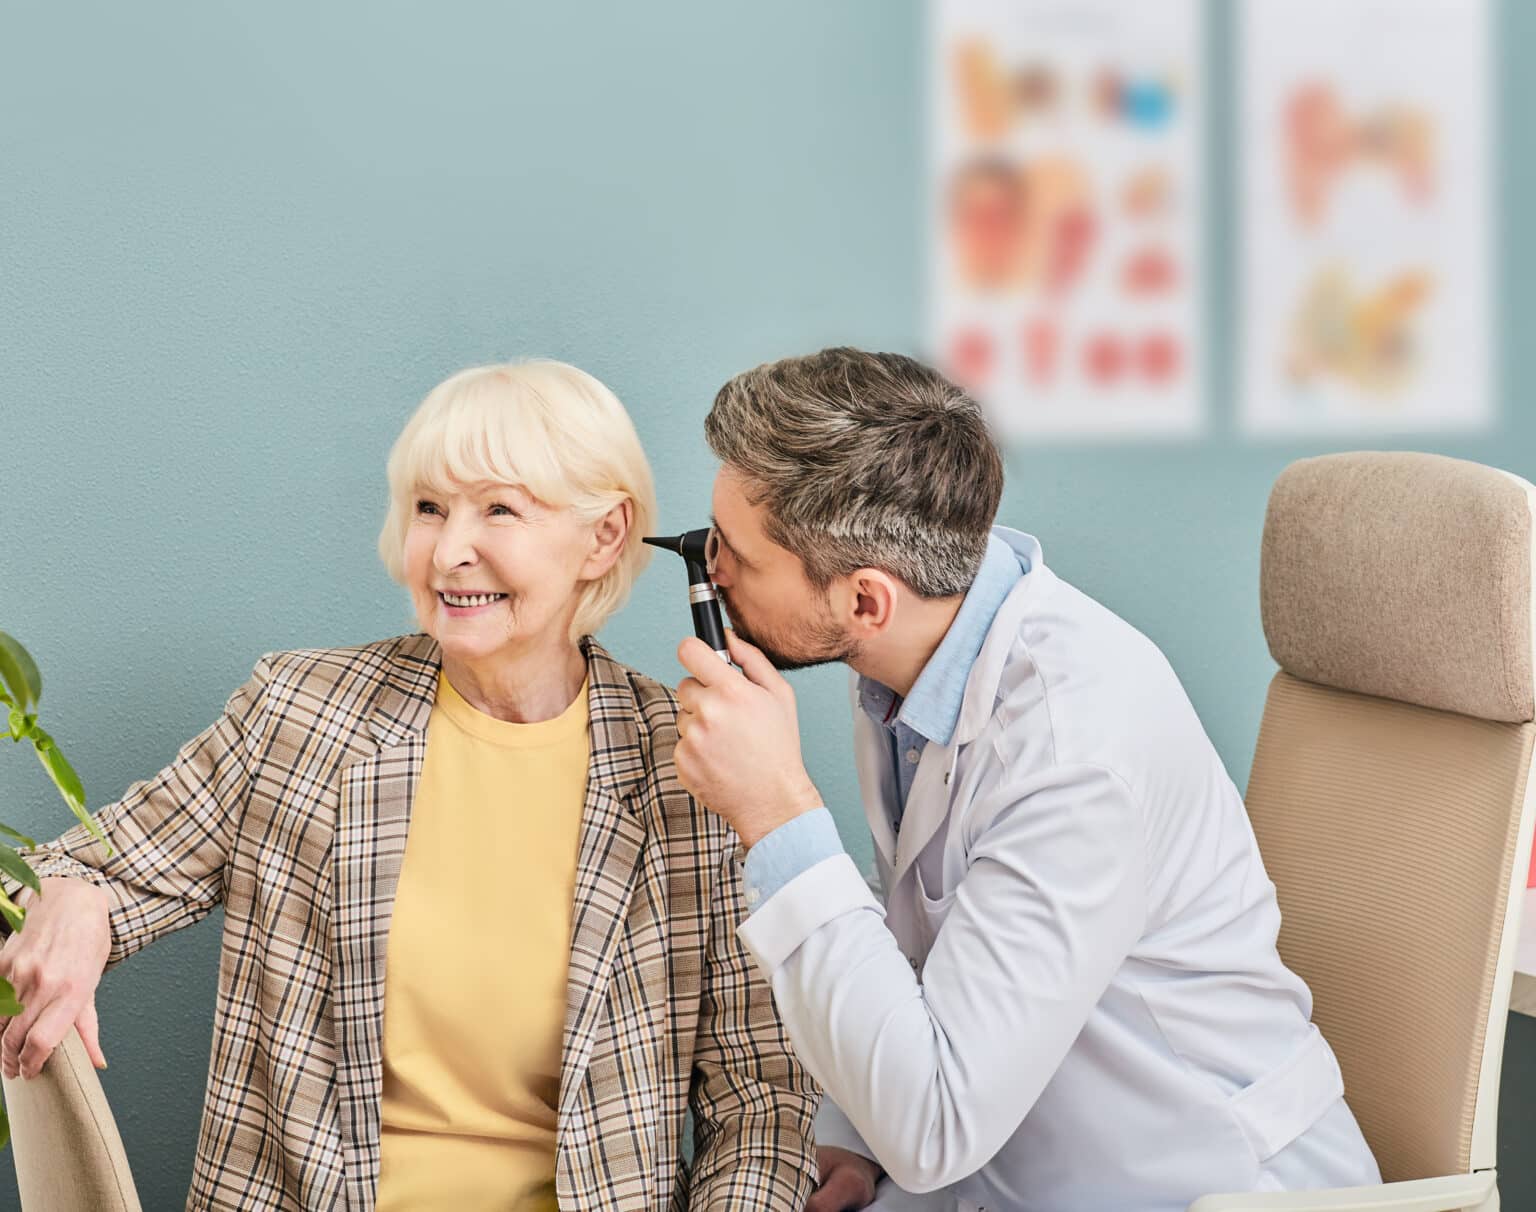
1261,451,1534,723
1251,450,1536,1186
1247,672,1534,1180
2,1028,141,1211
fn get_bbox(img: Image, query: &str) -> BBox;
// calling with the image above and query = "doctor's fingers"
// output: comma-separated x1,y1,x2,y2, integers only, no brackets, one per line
675,678,705,716
806,1164,878,1212
722,630,791,702
676,637,739,688
676,678,739,724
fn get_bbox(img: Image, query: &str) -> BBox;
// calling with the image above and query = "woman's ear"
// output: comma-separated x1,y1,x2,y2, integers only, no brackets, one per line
580,498,633,581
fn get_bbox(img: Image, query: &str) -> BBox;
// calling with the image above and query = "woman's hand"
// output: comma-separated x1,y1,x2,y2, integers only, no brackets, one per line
0,876,111,1079
807,1146,882,1212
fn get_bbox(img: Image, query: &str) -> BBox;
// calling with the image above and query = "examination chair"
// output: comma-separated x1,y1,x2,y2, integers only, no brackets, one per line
1192,452,1536,1211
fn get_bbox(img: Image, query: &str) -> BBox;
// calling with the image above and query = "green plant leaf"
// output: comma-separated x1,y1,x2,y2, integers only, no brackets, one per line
0,976,22,1017
0,847,39,897
6,707,24,742
0,882,25,929
0,888,24,934
0,632,41,712
0,823,37,850
33,742,107,847
33,734,82,809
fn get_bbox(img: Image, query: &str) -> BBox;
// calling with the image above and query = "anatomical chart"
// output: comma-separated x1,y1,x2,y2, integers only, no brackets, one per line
930,0,1205,439
1240,0,1493,435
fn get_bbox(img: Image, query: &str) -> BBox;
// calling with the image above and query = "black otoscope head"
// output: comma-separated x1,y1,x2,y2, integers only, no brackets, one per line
644,529,731,662
642,528,712,568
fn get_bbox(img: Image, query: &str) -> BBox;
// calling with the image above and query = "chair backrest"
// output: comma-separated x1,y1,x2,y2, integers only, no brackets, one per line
2,1027,141,1211
1249,451,1536,1183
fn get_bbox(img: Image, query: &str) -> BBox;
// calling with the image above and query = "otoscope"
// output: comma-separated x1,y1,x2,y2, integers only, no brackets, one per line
643,529,731,663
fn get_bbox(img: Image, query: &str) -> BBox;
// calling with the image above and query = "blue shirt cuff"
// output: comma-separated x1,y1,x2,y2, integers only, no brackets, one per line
740,807,845,913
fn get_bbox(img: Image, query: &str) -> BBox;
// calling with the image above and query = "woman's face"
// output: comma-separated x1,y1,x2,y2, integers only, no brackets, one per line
402,479,603,667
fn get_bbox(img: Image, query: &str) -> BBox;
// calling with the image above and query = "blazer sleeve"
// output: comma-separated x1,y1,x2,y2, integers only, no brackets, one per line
685,838,820,1211
20,656,271,967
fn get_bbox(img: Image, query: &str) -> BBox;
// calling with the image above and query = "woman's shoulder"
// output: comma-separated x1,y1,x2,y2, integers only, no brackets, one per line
582,639,679,726
586,647,733,844
230,634,436,743
254,633,435,693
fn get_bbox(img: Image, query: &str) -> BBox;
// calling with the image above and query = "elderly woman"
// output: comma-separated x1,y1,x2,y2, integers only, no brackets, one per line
0,362,817,1211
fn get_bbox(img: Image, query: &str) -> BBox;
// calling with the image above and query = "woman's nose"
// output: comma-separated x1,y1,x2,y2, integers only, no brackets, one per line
432,521,479,572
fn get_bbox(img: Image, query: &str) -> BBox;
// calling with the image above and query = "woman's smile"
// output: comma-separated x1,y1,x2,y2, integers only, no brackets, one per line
437,589,509,616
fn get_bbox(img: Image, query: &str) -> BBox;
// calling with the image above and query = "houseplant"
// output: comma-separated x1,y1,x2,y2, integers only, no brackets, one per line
0,629,108,1146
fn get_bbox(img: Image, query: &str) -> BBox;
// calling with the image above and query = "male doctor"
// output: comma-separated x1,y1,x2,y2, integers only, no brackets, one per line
672,348,1380,1212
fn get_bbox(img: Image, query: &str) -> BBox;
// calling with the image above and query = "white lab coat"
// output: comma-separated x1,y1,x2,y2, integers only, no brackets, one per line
738,530,1378,1212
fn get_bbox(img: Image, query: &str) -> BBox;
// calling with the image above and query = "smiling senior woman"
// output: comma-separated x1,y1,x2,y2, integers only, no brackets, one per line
0,362,818,1211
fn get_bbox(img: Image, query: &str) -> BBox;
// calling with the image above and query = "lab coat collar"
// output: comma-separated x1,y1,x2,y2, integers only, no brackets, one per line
878,532,1024,747
879,529,1049,884
952,528,1046,747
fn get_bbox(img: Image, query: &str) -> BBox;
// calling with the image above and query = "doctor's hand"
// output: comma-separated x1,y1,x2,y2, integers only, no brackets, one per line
807,1146,881,1212
674,630,823,848
0,876,111,1080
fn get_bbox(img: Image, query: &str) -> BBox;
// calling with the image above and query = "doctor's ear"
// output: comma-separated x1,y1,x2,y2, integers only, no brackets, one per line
845,568,901,635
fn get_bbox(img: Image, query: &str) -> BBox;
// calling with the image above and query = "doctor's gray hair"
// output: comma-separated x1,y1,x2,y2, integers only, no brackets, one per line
705,347,1003,598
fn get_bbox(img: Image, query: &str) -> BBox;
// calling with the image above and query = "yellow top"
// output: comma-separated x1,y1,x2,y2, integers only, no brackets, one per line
377,672,590,1212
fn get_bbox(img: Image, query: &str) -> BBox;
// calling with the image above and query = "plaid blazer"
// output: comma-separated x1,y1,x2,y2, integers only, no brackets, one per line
25,634,818,1210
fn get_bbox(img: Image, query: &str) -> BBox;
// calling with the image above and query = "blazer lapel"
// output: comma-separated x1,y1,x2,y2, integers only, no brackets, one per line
555,780,648,1119
555,639,657,1197
329,635,439,1212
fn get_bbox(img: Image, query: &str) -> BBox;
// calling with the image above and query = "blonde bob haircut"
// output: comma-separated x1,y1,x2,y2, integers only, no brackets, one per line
378,361,657,643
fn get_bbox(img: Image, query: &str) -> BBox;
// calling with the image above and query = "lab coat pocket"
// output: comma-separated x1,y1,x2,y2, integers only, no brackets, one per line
1225,1026,1343,1166
912,863,957,957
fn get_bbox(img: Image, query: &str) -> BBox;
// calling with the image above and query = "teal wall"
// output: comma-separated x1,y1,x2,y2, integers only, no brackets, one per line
2,3,1531,1208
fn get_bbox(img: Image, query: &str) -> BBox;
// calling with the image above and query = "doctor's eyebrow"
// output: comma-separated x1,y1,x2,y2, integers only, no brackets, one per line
709,516,753,569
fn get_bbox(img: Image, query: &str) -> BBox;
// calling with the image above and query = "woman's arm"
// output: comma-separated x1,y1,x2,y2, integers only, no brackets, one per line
686,839,820,1211
21,655,270,964
0,656,271,1076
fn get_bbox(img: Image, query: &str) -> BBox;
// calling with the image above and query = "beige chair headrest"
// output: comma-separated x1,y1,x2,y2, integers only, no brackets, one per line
1261,452,1535,723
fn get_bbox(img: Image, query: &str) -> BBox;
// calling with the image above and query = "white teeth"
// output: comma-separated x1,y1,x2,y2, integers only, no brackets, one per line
442,592,505,608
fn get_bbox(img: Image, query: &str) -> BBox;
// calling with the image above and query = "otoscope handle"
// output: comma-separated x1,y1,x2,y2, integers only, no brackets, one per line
685,562,731,663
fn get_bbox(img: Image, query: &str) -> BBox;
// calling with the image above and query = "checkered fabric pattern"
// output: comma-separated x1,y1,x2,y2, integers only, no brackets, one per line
24,634,817,1210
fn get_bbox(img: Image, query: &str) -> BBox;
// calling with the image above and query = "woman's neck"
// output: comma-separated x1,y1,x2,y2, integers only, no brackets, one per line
441,641,588,723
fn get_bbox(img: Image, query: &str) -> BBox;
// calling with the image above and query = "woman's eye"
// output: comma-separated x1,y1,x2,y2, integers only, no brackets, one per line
415,499,442,517
488,503,519,517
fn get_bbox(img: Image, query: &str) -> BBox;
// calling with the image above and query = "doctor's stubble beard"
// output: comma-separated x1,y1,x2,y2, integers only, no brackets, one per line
716,585,863,673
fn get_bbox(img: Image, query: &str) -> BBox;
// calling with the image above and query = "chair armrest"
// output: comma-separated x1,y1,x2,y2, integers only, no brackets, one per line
1188,1171,1496,1212
3,1028,142,1211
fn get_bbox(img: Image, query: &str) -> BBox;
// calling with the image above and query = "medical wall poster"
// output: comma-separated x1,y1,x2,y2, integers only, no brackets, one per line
1239,0,1493,436
930,0,1205,440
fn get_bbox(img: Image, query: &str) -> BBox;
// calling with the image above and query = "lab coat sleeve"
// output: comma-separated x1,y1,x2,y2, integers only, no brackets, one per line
736,762,1147,1194
816,1094,879,1161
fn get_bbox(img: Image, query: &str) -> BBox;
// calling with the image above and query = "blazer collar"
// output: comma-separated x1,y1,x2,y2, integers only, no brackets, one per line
363,633,649,808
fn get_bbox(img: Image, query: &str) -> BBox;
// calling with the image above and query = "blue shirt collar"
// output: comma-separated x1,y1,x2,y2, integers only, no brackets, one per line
857,530,1027,747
